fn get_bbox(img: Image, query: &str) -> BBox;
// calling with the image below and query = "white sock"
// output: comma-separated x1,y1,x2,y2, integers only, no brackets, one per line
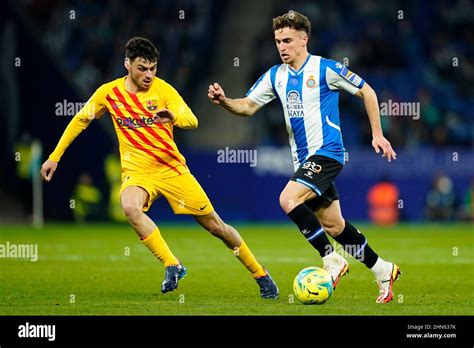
371,257,390,280
322,250,340,267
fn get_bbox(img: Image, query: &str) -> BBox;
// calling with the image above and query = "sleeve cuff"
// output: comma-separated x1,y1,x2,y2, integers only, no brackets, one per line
48,154,60,162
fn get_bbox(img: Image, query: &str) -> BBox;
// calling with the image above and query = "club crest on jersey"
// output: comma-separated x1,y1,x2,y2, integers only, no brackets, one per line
286,90,305,118
145,99,158,111
306,75,316,88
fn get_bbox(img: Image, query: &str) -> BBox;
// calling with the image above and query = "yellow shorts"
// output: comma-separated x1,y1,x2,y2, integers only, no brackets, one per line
120,171,214,215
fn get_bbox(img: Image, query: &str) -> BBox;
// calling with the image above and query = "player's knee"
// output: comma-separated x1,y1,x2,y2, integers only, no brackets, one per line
122,203,142,222
279,193,288,211
279,192,302,214
321,219,345,237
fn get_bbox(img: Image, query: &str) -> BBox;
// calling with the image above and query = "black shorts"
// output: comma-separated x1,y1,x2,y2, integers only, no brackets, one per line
290,155,343,211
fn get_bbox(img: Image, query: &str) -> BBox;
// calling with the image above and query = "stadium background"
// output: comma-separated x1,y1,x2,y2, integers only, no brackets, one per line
0,0,472,224
1,0,472,224
0,0,473,323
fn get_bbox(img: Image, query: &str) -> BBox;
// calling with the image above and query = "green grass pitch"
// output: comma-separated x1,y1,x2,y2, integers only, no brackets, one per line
1,222,472,315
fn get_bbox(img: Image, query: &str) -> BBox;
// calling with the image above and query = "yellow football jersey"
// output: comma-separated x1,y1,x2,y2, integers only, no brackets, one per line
49,76,198,178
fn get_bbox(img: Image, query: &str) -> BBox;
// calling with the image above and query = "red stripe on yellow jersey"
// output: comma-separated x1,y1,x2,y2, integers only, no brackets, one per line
49,76,198,178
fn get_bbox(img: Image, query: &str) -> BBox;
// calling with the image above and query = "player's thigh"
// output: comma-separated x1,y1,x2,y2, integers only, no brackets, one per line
158,172,214,215
314,200,345,236
283,155,343,212
119,173,160,212
279,180,317,212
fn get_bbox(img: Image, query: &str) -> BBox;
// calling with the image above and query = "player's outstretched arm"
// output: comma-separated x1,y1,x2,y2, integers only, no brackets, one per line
40,159,58,182
40,114,96,182
208,82,261,117
355,83,397,162
41,87,106,182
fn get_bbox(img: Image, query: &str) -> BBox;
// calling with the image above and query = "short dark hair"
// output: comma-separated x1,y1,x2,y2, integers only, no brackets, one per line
272,10,311,38
125,37,159,63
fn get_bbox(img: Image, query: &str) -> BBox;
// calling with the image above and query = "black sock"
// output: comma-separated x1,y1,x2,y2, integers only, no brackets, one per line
334,220,379,268
287,203,334,257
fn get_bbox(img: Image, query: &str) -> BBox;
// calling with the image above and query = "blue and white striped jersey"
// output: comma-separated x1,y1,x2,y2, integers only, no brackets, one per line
246,54,365,171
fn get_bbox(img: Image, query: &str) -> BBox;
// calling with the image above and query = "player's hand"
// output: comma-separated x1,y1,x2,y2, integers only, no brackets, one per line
155,109,175,124
40,159,58,182
372,134,397,162
208,82,226,105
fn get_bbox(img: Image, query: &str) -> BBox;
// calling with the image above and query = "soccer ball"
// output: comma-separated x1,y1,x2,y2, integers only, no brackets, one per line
293,266,333,305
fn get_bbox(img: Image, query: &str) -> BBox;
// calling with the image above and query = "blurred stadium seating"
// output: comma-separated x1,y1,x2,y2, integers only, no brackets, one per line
0,0,472,223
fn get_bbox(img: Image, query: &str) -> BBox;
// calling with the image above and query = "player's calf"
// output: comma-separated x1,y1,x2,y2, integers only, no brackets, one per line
286,203,350,289
333,219,380,268
287,203,336,257
319,220,345,238
195,211,241,248
195,212,280,298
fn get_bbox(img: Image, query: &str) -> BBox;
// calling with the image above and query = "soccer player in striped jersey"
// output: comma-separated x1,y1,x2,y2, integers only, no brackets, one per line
208,11,400,303
40,37,278,299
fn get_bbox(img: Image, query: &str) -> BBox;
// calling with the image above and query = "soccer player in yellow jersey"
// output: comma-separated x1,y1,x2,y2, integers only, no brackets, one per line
40,37,279,299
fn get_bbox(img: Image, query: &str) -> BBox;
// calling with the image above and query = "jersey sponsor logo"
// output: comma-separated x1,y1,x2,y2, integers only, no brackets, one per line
286,90,305,118
145,99,158,111
302,161,322,174
306,75,316,88
116,115,160,128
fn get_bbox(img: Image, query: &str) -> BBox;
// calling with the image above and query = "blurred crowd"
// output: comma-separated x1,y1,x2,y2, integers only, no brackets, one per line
424,174,473,222
22,0,223,102
249,0,473,149
21,0,472,150
6,1,472,223
366,174,473,225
